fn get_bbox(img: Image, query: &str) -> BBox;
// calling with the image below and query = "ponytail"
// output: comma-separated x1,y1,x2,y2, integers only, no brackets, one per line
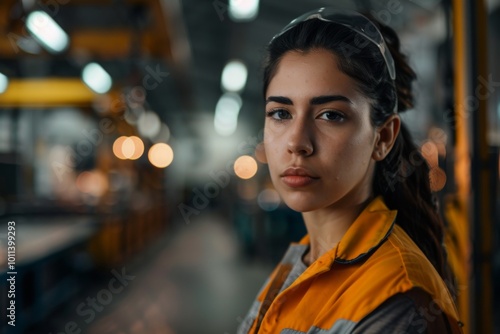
372,17,456,297
374,123,456,296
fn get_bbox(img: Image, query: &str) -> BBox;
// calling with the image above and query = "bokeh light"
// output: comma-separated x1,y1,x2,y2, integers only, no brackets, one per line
113,136,145,160
122,137,135,159
257,188,280,211
429,167,447,192
229,0,259,21
148,143,174,168
221,60,248,92
82,62,112,94
0,72,8,94
153,123,171,143
234,155,258,179
76,170,108,197
421,141,439,167
26,10,69,53
124,136,144,160
138,111,161,139
214,93,241,136
113,136,128,160
254,142,267,164
428,127,447,157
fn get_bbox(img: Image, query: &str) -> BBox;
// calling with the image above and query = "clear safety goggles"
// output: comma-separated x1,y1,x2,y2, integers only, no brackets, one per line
270,7,397,83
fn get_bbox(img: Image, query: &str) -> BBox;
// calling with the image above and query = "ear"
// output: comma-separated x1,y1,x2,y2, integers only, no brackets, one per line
372,114,401,161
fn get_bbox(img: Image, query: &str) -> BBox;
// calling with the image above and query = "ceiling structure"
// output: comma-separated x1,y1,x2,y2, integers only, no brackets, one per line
0,0,191,127
0,0,179,59
0,0,454,132
0,0,473,150
178,0,452,141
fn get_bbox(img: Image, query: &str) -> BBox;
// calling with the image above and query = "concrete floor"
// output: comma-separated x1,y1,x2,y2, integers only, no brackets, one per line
27,211,495,334
34,214,274,334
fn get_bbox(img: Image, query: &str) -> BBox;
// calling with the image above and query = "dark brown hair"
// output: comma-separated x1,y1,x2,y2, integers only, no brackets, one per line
262,15,455,295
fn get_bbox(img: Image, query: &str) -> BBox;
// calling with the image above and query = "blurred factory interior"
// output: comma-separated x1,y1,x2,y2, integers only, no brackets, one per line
0,0,499,333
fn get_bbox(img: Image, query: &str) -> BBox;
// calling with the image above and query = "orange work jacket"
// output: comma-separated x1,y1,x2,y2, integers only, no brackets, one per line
238,195,463,333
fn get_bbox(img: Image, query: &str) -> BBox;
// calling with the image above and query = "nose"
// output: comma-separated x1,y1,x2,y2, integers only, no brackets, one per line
287,118,314,156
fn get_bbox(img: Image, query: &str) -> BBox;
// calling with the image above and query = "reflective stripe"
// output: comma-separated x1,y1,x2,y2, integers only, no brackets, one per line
280,319,357,334
279,246,308,294
281,244,308,265
237,300,261,334
238,245,308,334
238,196,462,333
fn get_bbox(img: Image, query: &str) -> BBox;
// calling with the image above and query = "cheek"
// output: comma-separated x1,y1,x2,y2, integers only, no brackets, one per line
321,132,374,172
343,143,371,167
264,126,279,153
263,130,282,174
342,141,375,176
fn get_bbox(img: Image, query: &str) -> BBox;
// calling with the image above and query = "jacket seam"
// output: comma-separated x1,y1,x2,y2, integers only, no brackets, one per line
387,231,414,289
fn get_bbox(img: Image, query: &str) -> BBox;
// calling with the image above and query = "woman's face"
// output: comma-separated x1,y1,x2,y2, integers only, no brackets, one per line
264,48,381,212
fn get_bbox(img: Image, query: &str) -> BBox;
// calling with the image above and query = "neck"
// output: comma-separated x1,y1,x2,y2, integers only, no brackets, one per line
301,194,374,266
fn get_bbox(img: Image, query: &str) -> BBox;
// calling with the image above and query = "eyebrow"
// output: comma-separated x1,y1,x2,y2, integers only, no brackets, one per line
265,95,352,105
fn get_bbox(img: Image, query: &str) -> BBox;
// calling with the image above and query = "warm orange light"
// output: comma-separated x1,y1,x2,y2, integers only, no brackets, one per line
122,137,135,159
421,141,438,167
114,136,144,160
112,136,128,160
254,142,267,164
76,170,108,196
429,128,447,157
234,155,258,179
148,143,174,168
429,167,446,192
128,136,144,160
76,171,91,193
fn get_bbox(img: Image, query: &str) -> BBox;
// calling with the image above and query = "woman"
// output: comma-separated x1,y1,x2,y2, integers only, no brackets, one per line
237,8,463,334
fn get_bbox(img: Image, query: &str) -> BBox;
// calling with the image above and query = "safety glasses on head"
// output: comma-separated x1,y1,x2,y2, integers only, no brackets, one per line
270,7,397,90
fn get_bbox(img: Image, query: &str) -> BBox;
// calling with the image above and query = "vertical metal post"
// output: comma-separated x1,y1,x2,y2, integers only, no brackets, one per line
467,0,493,333
450,0,471,331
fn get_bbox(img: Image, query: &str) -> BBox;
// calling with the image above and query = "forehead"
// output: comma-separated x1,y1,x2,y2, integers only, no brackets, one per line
266,48,361,98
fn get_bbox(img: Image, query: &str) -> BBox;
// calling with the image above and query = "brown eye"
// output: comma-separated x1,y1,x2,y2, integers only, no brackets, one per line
266,109,292,120
319,111,345,122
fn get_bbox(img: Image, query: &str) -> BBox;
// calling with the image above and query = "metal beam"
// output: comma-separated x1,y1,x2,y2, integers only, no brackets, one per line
0,78,96,107
467,0,493,332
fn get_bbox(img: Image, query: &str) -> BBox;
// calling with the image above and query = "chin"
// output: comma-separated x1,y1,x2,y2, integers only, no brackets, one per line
280,195,325,213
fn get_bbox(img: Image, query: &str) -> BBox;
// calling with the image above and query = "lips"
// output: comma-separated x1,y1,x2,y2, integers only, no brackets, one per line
280,167,319,188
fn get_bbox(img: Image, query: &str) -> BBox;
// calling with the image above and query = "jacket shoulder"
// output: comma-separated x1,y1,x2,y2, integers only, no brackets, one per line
327,225,458,323
374,225,458,319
